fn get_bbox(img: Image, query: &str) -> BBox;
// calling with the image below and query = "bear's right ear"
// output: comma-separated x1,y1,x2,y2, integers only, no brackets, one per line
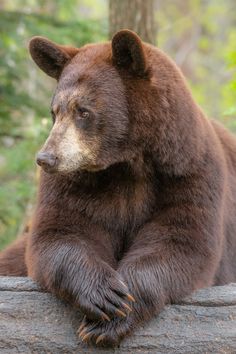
29,37,79,79
112,30,148,77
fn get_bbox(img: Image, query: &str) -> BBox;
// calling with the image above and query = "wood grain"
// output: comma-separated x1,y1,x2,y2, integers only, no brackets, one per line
0,277,235,353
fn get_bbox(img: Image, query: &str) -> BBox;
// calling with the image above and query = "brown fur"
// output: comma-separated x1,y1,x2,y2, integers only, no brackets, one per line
0,235,27,276
0,30,236,347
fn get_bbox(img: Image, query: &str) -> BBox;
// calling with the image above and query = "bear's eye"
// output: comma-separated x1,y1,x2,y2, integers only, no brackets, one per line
77,107,90,119
81,111,90,119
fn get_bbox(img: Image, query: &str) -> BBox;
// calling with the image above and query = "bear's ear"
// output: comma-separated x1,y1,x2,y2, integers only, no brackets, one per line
29,36,79,79
112,30,147,77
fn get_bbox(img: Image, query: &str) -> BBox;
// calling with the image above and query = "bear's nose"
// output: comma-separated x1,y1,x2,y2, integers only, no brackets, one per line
36,152,57,170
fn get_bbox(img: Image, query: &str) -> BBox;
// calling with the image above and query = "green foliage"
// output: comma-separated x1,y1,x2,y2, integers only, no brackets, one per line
222,31,236,129
0,7,106,249
157,0,236,129
0,0,236,250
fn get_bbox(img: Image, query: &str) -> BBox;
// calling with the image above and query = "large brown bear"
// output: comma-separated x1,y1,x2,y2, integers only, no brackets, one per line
0,29,236,347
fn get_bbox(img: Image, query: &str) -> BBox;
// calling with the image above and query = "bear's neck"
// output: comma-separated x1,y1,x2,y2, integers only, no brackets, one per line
73,158,155,190
146,84,211,176
154,109,209,176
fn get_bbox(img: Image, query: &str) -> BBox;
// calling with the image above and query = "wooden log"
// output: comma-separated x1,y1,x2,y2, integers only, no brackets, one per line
0,277,235,353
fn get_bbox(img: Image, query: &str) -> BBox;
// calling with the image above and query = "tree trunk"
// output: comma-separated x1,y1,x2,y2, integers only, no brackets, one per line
109,0,157,45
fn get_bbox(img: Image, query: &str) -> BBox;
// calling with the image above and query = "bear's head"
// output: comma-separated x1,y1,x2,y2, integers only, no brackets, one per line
30,30,199,175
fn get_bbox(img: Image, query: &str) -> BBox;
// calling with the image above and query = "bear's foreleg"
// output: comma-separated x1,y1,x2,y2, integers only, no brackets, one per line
26,226,135,325
78,211,220,347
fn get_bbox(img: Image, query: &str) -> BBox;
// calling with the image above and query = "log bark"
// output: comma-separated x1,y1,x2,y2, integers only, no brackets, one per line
0,277,235,353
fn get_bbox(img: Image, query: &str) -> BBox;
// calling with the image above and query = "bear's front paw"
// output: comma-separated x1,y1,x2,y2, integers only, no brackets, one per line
78,314,133,347
77,269,135,322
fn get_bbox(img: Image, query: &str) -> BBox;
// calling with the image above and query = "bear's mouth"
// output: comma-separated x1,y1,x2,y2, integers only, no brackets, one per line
36,156,106,175
36,161,58,174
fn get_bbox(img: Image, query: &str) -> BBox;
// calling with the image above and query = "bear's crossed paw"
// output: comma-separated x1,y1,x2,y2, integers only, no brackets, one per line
78,314,134,347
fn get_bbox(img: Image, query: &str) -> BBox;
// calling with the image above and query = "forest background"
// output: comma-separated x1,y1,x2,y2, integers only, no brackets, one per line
0,0,236,248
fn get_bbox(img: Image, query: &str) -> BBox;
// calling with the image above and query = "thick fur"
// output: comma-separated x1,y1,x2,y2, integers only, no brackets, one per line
0,30,236,347
0,235,27,276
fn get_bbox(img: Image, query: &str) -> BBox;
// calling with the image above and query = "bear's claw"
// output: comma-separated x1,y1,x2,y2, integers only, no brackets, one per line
78,315,132,347
96,334,106,345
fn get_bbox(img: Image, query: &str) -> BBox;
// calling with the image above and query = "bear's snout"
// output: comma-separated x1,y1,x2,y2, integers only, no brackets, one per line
36,151,58,173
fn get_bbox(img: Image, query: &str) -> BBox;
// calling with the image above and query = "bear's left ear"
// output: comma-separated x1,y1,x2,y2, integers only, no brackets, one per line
29,36,79,79
112,30,148,77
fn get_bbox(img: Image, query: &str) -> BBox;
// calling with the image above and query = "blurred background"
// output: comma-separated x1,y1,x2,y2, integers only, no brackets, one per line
0,0,236,249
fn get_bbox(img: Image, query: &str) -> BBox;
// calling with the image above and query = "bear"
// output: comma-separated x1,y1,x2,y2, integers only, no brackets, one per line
0,29,236,347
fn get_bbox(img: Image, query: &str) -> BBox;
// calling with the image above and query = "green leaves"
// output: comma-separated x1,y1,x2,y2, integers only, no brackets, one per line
0,9,106,248
156,0,236,130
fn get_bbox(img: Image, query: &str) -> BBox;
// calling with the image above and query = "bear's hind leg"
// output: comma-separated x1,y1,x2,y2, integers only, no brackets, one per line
0,235,27,276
